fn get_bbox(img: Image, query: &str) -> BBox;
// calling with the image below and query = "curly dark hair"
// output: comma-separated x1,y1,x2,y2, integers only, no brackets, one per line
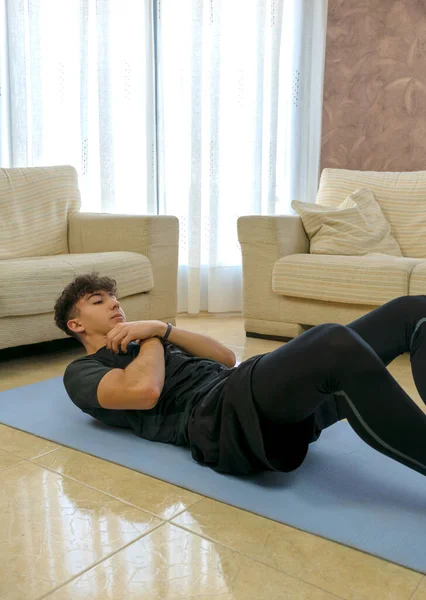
54,272,118,342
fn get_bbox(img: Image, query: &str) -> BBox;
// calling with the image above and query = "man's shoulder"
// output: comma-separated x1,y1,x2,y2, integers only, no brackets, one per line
63,351,112,390
63,352,114,410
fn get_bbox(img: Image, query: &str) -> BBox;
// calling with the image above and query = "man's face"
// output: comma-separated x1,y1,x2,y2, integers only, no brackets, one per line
69,290,126,339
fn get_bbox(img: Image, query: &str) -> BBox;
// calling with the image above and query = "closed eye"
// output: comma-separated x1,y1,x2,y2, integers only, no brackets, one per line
92,293,116,304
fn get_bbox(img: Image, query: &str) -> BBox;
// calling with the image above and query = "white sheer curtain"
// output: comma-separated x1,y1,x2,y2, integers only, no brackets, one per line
1,0,157,214
156,0,328,314
0,0,328,315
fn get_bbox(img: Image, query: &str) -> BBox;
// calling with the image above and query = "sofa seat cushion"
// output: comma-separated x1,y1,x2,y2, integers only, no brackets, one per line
0,251,154,318
272,253,423,306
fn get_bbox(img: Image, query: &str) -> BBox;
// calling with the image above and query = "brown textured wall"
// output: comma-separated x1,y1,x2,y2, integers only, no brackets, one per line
321,0,426,172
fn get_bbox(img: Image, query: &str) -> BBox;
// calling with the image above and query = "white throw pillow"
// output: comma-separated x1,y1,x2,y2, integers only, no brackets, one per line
291,188,402,256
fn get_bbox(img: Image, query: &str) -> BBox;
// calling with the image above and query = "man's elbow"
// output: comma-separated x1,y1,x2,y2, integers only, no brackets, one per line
143,385,161,409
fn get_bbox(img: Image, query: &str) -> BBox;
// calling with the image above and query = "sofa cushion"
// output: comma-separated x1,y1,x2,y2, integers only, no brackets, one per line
292,188,401,256
0,251,154,318
272,253,423,306
316,168,426,258
0,165,81,260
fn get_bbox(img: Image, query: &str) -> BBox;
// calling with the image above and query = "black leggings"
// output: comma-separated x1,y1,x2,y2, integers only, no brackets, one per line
251,295,426,477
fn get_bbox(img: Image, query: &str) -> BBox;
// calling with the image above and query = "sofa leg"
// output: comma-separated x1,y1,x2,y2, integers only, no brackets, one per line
246,331,294,343
244,318,309,341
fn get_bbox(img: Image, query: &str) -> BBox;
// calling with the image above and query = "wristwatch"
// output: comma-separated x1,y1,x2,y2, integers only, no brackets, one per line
162,322,173,341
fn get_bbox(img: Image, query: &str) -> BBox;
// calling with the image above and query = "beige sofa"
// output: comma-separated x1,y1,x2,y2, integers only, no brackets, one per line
0,165,179,351
238,168,426,341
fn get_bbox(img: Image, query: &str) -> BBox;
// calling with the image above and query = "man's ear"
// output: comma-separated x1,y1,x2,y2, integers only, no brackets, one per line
68,318,84,335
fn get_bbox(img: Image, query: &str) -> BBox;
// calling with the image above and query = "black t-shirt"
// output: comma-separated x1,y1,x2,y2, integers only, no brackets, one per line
63,340,234,446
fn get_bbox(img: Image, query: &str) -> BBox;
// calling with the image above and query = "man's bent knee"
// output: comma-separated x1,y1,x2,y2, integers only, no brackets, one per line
321,323,370,362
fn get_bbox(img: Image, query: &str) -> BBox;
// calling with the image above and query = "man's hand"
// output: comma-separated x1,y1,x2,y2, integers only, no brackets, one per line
106,320,167,354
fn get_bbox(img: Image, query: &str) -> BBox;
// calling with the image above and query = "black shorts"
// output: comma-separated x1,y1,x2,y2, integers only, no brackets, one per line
187,354,322,475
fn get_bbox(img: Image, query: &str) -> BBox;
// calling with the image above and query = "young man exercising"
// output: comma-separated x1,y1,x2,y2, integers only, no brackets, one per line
55,273,426,477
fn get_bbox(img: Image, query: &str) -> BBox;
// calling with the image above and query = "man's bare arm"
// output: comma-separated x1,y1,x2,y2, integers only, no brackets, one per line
154,322,236,368
97,337,165,410
123,337,166,400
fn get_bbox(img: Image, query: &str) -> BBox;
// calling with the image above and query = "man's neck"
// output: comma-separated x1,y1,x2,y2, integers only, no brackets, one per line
84,337,107,356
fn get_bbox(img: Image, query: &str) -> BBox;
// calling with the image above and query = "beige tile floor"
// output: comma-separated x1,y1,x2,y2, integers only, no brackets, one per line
0,314,426,600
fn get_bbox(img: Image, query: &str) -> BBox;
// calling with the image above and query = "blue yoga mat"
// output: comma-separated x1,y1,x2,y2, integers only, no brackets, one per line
1,376,426,574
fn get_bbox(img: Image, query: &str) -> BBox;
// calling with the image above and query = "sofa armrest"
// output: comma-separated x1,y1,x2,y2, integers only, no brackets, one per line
237,215,309,257
237,215,309,321
68,212,179,320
